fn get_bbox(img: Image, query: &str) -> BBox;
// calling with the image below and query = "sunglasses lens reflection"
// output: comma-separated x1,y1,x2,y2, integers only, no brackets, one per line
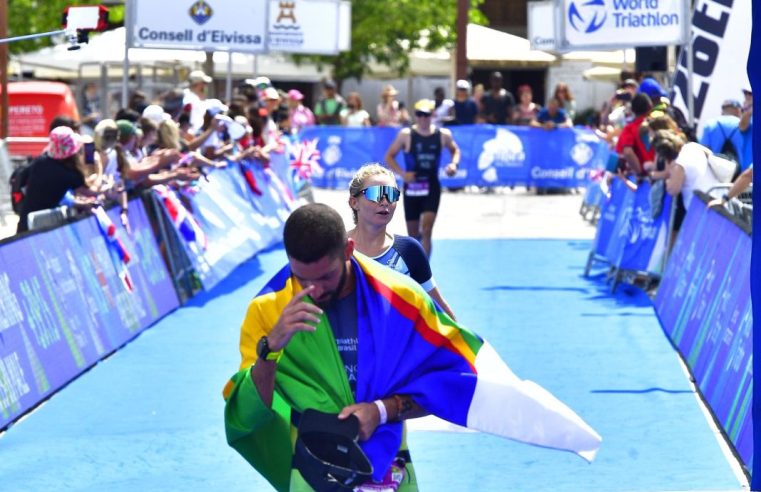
362,185,400,203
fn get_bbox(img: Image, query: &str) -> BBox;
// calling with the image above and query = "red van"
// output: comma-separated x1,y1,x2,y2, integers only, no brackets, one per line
1,81,80,158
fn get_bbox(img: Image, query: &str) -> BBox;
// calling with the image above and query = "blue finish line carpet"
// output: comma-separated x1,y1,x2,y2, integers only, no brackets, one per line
0,240,745,491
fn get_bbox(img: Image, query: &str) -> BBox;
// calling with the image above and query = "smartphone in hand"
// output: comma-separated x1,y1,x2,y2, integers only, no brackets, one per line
84,141,96,165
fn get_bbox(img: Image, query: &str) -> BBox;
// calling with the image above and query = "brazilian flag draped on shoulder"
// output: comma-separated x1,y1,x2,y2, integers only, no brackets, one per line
223,254,602,491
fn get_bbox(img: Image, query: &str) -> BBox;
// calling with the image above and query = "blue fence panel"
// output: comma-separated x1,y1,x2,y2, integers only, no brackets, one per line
654,197,753,468
0,198,179,429
300,125,608,189
617,183,672,274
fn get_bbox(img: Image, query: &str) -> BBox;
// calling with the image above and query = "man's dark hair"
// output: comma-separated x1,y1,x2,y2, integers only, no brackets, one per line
115,107,141,123
49,115,79,132
631,93,652,117
284,204,347,263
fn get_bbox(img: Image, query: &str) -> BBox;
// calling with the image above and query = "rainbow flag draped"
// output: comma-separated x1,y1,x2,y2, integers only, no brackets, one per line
225,254,601,488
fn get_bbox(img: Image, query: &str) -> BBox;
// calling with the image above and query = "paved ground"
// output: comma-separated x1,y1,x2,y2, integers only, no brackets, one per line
0,187,597,242
314,186,596,240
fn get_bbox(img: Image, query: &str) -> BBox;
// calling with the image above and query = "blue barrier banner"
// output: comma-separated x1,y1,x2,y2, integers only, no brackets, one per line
618,183,672,273
0,198,179,429
590,178,627,258
300,125,609,189
602,181,636,266
654,198,752,466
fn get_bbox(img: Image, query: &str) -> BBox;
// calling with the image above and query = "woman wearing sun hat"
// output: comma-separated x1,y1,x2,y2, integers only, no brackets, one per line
16,126,98,233
377,84,408,127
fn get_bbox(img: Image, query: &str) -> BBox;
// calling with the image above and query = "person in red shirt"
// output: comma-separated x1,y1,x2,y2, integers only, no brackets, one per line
615,92,654,176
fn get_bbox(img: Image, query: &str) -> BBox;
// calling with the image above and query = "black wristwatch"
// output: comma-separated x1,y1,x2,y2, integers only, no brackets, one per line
256,336,282,362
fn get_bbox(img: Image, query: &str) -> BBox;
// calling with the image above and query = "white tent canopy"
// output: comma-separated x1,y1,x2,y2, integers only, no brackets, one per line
467,23,556,67
10,27,329,81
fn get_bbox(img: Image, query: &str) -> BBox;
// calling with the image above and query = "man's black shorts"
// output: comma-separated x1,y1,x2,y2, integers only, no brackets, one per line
403,182,441,221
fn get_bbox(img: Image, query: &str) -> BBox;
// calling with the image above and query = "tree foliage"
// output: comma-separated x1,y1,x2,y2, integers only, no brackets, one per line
294,0,487,82
7,0,124,54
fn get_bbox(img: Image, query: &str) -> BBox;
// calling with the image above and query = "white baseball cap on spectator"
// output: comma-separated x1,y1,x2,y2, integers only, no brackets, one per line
249,76,271,89
205,98,229,116
264,87,281,101
142,104,171,124
456,79,471,91
215,114,246,141
188,70,212,84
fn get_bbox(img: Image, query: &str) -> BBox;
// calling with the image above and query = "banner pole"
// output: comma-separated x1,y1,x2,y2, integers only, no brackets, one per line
748,1,760,488
225,51,233,102
122,0,132,109
685,2,694,130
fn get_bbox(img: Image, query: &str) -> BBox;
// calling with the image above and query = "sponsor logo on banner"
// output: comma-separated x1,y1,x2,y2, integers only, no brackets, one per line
132,0,266,53
671,1,751,133
568,0,607,33
270,1,305,49
322,136,343,167
560,0,687,50
477,128,525,183
189,0,213,25
568,0,679,31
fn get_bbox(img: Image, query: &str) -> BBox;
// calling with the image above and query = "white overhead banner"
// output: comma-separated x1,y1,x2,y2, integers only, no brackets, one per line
528,1,558,52
671,1,751,131
556,0,690,51
268,0,351,54
129,0,269,53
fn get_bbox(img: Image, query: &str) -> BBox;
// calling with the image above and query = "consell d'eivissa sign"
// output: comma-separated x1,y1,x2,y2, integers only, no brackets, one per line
557,0,689,50
129,0,268,53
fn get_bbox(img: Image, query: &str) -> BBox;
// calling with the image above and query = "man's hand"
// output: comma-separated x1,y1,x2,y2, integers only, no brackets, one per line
707,197,726,209
403,171,416,184
268,286,323,352
338,402,380,441
444,163,458,177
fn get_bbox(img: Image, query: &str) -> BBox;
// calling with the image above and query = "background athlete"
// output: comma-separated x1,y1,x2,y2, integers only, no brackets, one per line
384,99,461,257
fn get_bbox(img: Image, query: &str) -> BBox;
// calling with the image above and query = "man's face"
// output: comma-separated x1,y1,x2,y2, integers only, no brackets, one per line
289,245,352,307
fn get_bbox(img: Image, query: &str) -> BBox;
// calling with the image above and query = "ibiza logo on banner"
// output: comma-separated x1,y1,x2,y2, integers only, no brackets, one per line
568,0,607,34
188,0,213,25
270,1,304,49
275,1,298,25
322,135,343,167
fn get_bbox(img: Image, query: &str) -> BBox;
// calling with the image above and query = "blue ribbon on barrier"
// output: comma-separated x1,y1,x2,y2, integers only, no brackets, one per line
654,198,752,467
300,125,609,189
589,178,671,276
0,199,179,429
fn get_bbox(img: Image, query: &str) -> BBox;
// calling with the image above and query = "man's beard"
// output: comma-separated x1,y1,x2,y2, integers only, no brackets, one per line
315,262,348,309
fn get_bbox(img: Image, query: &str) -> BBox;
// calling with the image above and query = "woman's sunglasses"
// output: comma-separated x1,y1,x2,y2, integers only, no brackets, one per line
415,111,432,118
358,185,400,203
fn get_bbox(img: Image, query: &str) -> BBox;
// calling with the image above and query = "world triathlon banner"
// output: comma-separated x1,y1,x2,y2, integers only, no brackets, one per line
0,198,179,429
300,125,610,190
654,193,752,467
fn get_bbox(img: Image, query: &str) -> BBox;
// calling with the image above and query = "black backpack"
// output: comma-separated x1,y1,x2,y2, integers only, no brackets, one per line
9,161,31,214
716,124,741,180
